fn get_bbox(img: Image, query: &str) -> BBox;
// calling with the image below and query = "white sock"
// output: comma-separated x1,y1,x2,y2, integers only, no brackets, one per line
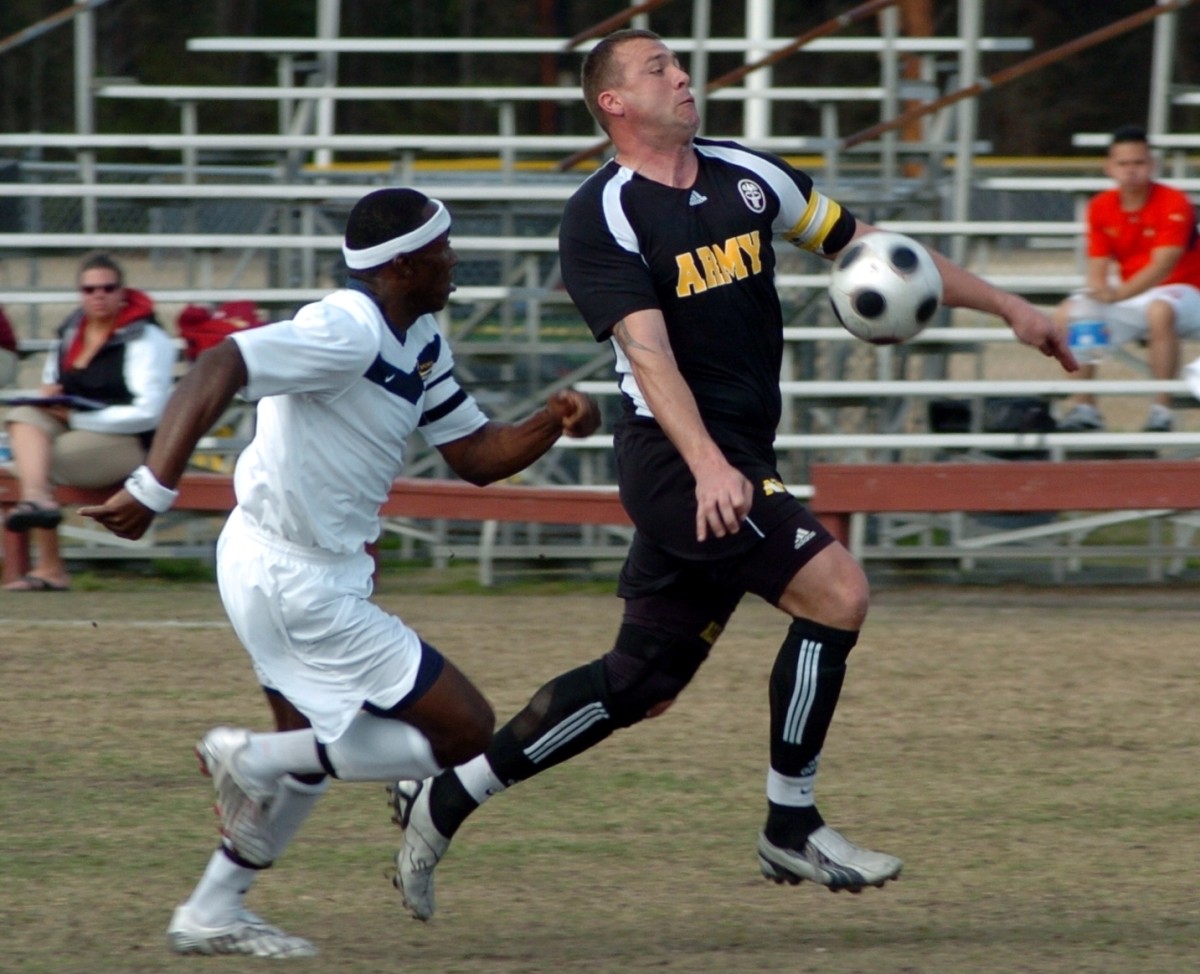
239,729,324,784
322,712,442,782
182,848,256,926
454,754,508,805
180,775,329,926
265,775,329,860
766,764,819,808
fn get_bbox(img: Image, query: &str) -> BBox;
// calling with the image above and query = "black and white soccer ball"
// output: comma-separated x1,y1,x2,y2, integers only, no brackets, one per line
828,231,943,345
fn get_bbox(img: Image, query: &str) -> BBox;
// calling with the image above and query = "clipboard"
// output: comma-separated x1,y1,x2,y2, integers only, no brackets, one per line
1,394,107,411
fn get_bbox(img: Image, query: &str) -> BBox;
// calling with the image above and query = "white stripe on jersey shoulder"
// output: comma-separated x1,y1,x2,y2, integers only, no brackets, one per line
601,166,640,255
694,141,806,223
694,141,839,252
323,287,380,320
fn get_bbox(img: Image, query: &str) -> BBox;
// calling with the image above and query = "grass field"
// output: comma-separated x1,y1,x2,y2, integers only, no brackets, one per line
3,571,1199,973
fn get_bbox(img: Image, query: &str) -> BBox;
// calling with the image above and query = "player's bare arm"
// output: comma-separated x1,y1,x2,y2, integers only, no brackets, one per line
1101,244,1183,302
845,219,1076,371
1085,255,1112,295
436,389,601,487
79,340,248,539
940,257,1077,370
615,310,752,541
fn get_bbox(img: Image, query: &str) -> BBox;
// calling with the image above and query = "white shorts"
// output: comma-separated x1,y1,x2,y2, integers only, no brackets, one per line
1104,284,1200,345
216,506,425,743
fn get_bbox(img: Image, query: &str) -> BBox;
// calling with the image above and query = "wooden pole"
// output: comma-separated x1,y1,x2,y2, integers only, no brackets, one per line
564,0,676,50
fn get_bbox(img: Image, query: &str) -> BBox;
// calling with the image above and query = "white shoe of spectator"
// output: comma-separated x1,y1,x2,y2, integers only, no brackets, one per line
1143,405,1173,432
1057,403,1106,432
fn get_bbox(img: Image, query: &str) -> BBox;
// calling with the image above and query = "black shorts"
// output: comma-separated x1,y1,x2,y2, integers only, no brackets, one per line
614,421,836,619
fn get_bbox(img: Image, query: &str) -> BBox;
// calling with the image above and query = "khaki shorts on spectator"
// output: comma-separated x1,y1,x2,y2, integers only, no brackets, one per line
4,405,146,488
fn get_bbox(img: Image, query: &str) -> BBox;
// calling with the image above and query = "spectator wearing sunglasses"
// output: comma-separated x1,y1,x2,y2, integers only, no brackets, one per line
2,251,175,591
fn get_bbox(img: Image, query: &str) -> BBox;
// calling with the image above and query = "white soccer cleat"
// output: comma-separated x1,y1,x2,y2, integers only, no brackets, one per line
167,904,318,958
195,726,277,867
388,778,449,921
757,825,902,892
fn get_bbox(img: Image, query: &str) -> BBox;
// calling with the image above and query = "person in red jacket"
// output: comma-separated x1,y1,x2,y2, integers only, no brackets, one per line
2,252,175,591
1057,125,1200,433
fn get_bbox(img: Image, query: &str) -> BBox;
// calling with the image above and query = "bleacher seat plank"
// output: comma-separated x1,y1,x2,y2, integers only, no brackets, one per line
0,470,629,585
808,459,1200,546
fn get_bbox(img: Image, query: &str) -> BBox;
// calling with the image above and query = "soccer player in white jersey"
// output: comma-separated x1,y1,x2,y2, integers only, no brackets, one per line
81,187,600,958
386,28,1078,921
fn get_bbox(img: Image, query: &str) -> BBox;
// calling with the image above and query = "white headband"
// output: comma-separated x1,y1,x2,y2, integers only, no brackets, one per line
342,198,450,269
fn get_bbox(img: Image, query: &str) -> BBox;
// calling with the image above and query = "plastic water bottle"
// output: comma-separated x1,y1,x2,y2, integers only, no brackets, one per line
1065,290,1110,365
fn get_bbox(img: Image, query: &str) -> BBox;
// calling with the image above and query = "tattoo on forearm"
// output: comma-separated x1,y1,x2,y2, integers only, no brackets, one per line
613,319,654,354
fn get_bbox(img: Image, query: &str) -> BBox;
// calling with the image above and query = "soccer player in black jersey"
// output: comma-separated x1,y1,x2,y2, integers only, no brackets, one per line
390,28,1077,915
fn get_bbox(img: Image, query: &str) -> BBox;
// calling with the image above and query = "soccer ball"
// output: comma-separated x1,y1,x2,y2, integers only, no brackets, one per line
828,231,943,345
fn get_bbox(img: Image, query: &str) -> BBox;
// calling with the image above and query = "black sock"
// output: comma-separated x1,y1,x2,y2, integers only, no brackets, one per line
428,770,479,839
764,802,825,848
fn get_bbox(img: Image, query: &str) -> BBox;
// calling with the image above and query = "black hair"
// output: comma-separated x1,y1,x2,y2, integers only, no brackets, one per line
344,188,432,258
77,250,124,286
1110,124,1148,147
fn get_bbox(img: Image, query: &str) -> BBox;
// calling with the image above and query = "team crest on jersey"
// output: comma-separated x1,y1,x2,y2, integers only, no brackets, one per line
738,179,766,213
418,359,435,379
761,477,787,496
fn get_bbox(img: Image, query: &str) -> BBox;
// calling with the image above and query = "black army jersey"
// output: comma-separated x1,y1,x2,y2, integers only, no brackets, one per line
559,137,856,454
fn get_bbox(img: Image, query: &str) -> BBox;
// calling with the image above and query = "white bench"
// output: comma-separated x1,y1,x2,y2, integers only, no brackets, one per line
0,182,580,202
979,176,1200,194
1072,132,1200,150
0,131,999,159
184,36,1033,55
554,428,1200,460
0,220,1083,255
95,82,893,106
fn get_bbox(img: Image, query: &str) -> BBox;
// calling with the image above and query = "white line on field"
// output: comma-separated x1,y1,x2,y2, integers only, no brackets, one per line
0,618,232,629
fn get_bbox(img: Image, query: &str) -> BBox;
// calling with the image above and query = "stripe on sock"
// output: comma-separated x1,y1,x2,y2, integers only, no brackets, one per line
783,638,820,745
524,702,609,763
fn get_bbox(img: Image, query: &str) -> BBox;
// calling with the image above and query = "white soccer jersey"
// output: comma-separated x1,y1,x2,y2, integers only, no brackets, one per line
230,286,488,555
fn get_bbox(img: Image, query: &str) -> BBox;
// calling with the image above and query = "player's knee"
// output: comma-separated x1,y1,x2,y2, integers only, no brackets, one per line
508,663,604,741
833,572,870,629
645,698,677,719
1146,300,1177,337
780,544,869,629
601,624,710,727
439,703,495,767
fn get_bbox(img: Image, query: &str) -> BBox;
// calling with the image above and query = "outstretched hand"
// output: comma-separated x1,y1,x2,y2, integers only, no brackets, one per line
546,389,602,438
79,489,157,540
1005,303,1079,373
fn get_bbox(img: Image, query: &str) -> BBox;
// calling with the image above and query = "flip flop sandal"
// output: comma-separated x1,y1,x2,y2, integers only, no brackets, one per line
4,573,70,592
4,501,63,532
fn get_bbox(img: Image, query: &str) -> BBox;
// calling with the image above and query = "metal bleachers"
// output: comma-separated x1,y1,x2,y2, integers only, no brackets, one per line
3,5,1199,579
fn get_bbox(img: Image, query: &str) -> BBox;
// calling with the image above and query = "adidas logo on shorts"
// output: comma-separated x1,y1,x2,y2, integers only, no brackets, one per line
794,528,816,550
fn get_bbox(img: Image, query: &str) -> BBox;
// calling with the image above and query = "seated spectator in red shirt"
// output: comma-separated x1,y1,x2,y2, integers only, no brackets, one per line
1056,125,1200,433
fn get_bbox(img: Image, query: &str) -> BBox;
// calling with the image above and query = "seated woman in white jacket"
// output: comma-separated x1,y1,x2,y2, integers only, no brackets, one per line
3,252,175,591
